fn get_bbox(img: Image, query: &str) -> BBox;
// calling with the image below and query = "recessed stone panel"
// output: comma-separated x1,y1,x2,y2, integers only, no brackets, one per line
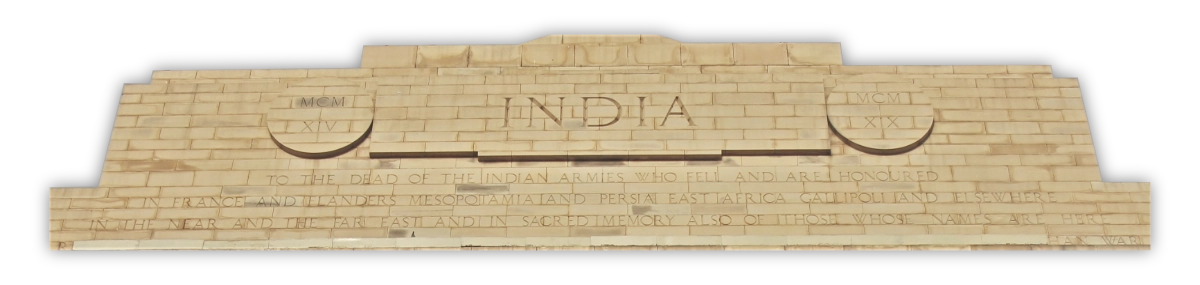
827,80,934,154
266,78,374,158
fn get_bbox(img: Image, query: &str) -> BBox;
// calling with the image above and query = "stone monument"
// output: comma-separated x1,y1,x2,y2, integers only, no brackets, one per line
48,35,1150,250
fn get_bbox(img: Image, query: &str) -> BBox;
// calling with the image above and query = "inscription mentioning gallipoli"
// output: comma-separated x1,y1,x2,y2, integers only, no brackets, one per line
123,192,1066,211
82,213,1132,233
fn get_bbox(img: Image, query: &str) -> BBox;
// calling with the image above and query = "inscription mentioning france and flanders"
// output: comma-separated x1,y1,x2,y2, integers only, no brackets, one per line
126,192,1062,209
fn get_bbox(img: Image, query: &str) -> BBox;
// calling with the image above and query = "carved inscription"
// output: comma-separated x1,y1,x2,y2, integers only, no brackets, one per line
930,214,1045,225
298,96,346,108
266,78,373,158
126,192,1074,210
82,211,1140,233
850,92,910,104
1050,235,1147,245
251,168,943,186
501,95,696,128
369,85,833,157
827,85,935,154
951,192,1060,203
848,116,917,129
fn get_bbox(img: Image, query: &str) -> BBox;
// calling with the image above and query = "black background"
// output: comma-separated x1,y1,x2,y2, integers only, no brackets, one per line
51,33,1147,186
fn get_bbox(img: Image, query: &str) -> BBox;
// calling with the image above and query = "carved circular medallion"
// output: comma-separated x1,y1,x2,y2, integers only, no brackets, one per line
266,78,373,158
826,81,934,154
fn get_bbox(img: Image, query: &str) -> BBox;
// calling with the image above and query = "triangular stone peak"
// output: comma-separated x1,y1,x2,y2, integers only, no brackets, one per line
520,34,681,44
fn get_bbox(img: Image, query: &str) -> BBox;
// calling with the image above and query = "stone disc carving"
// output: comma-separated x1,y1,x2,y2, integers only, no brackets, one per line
266,78,374,158
827,80,933,155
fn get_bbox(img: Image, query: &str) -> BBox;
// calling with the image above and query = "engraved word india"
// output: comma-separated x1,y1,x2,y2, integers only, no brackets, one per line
49,34,1151,251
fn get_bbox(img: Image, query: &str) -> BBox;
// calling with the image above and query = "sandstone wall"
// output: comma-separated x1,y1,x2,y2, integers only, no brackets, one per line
49,35,1150,250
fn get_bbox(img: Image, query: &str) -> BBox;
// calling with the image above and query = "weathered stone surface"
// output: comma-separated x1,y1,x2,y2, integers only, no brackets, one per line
49,35,1149,251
